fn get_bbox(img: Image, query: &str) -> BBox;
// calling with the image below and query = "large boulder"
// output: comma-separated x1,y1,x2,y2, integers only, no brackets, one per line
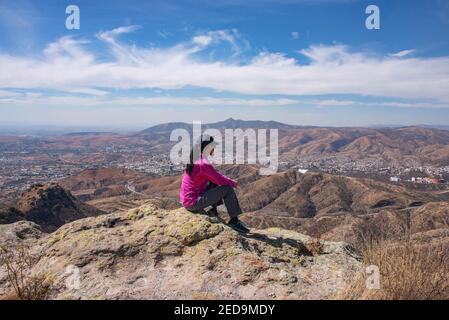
0,203,361,300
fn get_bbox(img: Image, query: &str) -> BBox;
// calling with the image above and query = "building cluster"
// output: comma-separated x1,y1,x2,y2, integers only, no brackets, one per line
0,148,183,195
2,141,449,198
0,155,97,193
117,154,184,175
286,155,449,185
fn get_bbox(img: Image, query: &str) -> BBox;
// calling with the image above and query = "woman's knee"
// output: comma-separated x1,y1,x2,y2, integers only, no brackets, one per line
222,185,234,194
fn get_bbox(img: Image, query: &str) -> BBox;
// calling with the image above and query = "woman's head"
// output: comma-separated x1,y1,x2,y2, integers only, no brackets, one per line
185,134,216,175
202,138,216,157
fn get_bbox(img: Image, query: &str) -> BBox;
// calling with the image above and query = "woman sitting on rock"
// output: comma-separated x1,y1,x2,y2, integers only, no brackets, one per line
179,134,249,233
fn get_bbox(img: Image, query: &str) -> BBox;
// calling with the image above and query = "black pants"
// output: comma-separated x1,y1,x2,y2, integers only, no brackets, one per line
186,182,242,219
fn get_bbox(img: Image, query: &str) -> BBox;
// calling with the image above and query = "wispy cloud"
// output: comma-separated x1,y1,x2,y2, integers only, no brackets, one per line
0,27,449,108
192,29,250,55
2,93,448,110
0,90,21,98
0,95,298,108
157,29,171,39
390,49,415,58
309,99,449,109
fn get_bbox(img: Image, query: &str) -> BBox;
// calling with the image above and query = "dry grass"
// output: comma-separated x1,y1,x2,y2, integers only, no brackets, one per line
306,236,325,256
0,245,53,300
340,234,449,300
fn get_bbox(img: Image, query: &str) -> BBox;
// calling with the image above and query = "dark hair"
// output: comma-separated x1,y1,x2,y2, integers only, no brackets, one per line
185,135,214,175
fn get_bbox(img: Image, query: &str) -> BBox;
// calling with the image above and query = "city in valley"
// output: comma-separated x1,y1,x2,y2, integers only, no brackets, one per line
1,0,449,303
1,120,449,205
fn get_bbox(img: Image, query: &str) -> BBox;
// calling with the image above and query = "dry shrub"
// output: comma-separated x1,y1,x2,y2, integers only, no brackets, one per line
306,236,325,256
340,237,449,300
0,245,53,300
339,209,449,300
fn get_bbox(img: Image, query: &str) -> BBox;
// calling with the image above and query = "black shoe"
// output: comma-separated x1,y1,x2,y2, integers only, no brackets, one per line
228,219,250,233
206,207,219,217
188,209,207,215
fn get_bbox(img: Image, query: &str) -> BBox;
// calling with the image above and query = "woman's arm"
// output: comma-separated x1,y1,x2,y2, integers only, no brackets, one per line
201,163,237,187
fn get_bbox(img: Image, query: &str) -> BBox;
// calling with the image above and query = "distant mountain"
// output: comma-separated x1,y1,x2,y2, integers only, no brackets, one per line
206,117,299,130
4,119,449,165
64,132,119,136
421,125,449,131
133,119,449,165
137,117,299,135
137,122,193,135
278,126,449,165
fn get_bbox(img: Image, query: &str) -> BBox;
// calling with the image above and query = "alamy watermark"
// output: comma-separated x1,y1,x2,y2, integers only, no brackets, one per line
365,264,381,290
66,5,80,30
65,265,81,290
63,5,379,32
365,5,380,30
169,121,278,175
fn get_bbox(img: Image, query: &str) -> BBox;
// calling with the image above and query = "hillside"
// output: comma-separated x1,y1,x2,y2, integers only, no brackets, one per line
59,168,181,212
56,166,449,250
136,119,449,165
0,178,447,300
0,183,105,232
237,170,436,216
0,203,361,299
59,167,158,201
278,126,449,165
64,166,436,216
4,120,449,166
229,169,448,247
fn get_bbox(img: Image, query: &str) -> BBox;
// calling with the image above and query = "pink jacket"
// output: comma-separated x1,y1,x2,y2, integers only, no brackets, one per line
180,156,237,207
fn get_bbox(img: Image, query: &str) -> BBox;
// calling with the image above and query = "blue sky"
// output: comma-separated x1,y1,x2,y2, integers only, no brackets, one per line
0,0,449,129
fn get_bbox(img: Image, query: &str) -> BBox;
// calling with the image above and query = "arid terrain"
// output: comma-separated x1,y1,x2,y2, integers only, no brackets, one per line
2,119,449,205
55,165,449,250
0,203,362,299
1,119,449,299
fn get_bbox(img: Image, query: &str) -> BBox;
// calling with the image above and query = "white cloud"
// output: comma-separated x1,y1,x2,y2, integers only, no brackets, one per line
0,90,20,98
192,34,213,47
0,95,298,108
3,92,448,110
192,29,249,55
96,25,141,44
390,49,416,58
157,30,171,39
310,99,358,106
0,27,448,107
63,88,109,96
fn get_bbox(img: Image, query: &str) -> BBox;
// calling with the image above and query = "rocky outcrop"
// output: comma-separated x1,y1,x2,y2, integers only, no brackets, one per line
0,183,105,233
0,220,44,246
0,203,361,300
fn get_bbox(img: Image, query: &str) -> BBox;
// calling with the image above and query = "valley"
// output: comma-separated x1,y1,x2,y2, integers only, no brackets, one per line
1,119,449,300
2,119,449,207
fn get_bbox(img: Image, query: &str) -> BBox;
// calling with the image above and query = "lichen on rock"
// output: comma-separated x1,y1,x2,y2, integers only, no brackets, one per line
0,202,362,300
